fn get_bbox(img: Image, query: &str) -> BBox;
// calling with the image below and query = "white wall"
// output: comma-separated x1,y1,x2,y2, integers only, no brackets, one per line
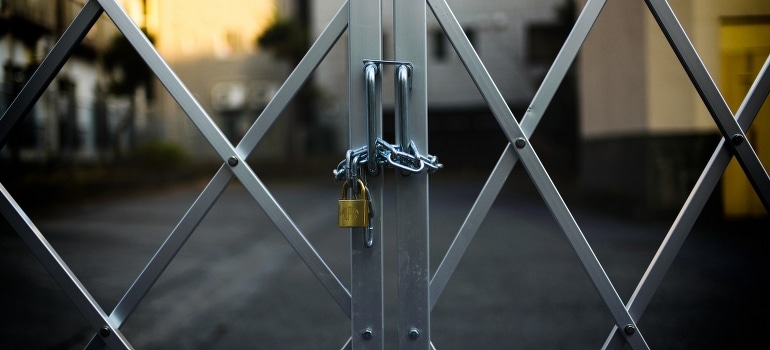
426,0,563,108
578,0,647,138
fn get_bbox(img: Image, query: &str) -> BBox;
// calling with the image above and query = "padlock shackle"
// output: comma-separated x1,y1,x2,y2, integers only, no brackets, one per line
341,178,367,200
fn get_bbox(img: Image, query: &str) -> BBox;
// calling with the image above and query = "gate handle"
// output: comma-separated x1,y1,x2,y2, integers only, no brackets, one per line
364,62,379,175
396,63,412,151
363,60,414,176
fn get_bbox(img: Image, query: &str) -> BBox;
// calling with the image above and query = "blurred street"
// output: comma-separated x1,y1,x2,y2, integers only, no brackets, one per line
0,174,768,349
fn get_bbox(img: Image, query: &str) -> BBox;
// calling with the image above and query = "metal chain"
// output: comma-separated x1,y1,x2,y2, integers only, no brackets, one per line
333,139,442,182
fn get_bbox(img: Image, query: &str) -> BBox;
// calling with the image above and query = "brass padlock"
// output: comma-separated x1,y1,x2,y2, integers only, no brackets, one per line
338,179,370,228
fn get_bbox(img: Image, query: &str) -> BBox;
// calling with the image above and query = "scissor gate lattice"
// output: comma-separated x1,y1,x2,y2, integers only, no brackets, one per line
0,0,768,349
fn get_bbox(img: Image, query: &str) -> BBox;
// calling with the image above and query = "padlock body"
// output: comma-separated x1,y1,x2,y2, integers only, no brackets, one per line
338,199,370,228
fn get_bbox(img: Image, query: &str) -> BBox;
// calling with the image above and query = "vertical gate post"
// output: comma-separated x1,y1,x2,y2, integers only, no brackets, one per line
393,0,430,348
349,0,384,349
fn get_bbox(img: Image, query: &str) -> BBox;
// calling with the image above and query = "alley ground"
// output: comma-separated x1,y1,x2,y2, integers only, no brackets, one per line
1,170,768,349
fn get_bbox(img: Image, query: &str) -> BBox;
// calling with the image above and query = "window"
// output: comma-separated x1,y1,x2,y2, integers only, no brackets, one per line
527,23,569,64
432,27,477,61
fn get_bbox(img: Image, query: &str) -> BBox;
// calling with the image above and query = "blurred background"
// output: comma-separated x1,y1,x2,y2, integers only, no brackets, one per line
1,0,768,218
0,0,768,349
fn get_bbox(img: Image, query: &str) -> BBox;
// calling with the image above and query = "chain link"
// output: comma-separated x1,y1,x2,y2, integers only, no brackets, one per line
333,139,442,182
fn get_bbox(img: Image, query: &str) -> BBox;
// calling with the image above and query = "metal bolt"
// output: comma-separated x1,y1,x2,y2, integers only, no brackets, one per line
361,328,373,340
732,134,745,146
514,138,526,149
99,326,111,337
228,156,239,167
408,328,420,340
624,324,635,335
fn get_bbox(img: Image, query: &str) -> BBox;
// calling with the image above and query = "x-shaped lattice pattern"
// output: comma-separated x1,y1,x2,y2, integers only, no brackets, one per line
0,0,768,349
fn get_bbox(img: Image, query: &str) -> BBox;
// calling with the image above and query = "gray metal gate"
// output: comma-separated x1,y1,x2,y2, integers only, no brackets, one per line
1,0,768,349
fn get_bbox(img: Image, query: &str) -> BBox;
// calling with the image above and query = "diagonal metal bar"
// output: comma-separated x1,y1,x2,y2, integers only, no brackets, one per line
95,0,346,334
428,0,649,348
602,53,770,350
0,0,103,148
98,0,234,160
429,0,607,309
111,0,348,324
0,184,133,350
82,167,234,350
237,0,349,156
96,0,350,328
339,337,352,350
85,2,350,348
644,0,770,210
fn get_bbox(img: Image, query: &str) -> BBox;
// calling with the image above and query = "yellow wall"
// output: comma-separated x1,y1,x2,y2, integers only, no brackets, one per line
720,21,770,218
644,1,770,134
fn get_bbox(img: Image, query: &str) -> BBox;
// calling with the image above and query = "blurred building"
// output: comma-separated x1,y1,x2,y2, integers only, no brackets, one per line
6,0,765,218
577,0,769,217
142,0,292,160
0,0,121,163
1,0,294,166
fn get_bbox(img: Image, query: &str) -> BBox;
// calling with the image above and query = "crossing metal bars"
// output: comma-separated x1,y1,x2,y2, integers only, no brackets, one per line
0,0,768,349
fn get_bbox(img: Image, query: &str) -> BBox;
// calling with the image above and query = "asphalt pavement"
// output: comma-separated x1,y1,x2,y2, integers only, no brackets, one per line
1,175,768,349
